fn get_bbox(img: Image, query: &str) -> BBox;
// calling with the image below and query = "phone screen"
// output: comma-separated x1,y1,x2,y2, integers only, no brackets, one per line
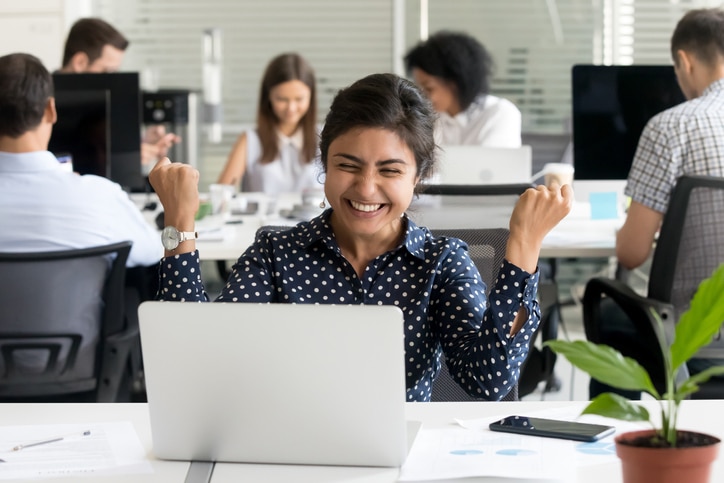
489,415,615,442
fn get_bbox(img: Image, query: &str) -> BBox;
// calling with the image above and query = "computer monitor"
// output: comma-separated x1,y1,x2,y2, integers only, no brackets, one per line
572,64,686,181
49,72,145,191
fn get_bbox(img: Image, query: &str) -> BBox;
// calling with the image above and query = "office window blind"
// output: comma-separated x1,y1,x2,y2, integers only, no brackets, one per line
92,0,394,185
91,0,720,182
608,0,720,64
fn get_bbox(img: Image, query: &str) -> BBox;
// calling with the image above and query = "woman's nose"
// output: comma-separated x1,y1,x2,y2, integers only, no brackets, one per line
354,172,377,197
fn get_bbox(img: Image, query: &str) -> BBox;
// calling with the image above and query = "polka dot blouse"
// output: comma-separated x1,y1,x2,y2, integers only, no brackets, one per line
159,209,541,402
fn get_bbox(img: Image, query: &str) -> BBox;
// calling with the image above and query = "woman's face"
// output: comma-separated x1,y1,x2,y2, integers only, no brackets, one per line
411,68,461,116
324,127,419,243
269,80,312,130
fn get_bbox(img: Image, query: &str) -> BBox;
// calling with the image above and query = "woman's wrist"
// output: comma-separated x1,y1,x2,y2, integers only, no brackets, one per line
504,235,541,274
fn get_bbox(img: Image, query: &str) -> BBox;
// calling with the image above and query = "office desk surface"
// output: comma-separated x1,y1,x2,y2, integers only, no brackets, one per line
131,193,620,262
2,400,723,483
0,402,189,483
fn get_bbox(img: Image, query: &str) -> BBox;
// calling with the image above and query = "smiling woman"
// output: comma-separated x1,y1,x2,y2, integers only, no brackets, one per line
215,52,320,194
149,72,573,402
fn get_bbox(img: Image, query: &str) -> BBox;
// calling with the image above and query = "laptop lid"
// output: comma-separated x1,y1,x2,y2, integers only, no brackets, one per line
435,145,532,185
138,301,409,467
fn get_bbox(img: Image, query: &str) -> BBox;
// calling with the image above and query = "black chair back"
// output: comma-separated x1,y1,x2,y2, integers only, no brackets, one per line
584,175,724,399
0,241,136,401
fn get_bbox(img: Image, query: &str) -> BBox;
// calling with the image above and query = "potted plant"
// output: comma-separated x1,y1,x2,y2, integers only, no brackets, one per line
546,262,724,483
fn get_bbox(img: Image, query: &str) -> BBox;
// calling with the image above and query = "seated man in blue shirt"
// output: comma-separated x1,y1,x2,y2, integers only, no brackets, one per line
149,73,573,402
0,53,161,268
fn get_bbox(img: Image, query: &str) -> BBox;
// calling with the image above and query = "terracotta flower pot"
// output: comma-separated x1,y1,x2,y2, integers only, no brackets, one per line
615,429,721,483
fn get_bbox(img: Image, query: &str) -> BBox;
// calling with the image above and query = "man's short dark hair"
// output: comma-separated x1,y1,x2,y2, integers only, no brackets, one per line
671,8,724,66
62,17,129,68
0,53,53,138
404,31,494,111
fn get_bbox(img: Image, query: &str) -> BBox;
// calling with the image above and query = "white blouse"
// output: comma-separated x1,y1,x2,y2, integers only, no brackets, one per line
435,94,522,147
241,129,322,195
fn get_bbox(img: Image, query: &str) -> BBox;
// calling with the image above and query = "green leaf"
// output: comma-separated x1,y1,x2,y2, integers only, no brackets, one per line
677,365,724,398
581,393,650,422
676,377,700,401
546,340,658,395
671,263,724,370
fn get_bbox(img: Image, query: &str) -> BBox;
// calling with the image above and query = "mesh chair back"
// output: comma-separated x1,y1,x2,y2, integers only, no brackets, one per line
650,175,724,360
583,175,724,399
0,242,132,400
429,228,518,401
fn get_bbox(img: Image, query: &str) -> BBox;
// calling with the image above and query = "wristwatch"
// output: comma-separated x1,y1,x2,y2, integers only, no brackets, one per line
161,226,198,251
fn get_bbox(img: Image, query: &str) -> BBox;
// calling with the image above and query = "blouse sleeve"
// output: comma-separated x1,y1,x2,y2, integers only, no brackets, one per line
158,251,209,301
431,242,540,400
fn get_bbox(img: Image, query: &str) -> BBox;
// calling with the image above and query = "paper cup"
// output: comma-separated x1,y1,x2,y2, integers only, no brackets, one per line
542,163,574,187
209,184,235,217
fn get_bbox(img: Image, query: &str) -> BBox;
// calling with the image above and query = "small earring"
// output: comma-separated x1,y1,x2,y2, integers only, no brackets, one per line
319,199,326,209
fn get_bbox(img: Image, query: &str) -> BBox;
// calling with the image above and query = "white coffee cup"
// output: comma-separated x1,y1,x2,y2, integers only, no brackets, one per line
540,163,574,187
209,183,235,218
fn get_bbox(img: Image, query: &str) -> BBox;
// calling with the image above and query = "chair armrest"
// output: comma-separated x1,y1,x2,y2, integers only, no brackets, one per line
583,277,675,347
583,276,689,391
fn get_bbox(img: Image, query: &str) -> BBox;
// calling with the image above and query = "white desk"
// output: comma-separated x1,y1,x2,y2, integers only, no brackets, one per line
2,400,722,483
409,196,621,259
132,193,620,262
0,403,189,483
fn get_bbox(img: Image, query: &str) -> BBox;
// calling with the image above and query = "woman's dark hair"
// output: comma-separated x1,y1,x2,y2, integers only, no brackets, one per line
0,53,53,138
319,73,437,189
257,53,317,165
62,18,129,68
404,31,493,111
671,8,724,66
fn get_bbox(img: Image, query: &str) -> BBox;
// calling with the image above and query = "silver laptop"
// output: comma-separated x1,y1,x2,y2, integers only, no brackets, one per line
138,301,410,467
435,145,532,185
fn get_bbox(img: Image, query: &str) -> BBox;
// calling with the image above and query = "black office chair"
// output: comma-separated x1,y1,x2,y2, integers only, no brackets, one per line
429,228,521,401
583,175,724,399
0,241,139,402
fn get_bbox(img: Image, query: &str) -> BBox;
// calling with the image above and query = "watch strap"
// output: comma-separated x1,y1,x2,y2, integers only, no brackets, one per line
179,230,199,243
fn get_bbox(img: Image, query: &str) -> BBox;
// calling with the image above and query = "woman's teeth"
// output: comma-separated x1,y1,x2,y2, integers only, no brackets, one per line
350,201,381,212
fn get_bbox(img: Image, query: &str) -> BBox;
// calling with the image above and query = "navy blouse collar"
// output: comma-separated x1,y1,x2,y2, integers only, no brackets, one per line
296,208,428,261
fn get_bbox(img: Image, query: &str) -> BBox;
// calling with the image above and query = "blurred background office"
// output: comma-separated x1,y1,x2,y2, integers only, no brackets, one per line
2,1,720,402
1,0,711,190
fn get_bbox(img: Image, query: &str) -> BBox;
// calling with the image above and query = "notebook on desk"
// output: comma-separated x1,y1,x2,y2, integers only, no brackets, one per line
435,145,532,185
138,301,411,467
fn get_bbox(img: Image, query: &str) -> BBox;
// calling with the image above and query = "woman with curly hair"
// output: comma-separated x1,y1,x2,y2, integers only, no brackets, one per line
404,31,521,147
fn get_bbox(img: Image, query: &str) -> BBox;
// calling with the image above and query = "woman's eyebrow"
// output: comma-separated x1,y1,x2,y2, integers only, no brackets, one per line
331,153,407,166
377,158,407,166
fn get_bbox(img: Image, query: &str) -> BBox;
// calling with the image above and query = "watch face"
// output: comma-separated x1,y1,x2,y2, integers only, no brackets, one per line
161,226,180,250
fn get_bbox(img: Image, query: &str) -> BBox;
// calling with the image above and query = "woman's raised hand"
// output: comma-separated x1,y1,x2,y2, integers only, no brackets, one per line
504,183,574,273
148,157,200,229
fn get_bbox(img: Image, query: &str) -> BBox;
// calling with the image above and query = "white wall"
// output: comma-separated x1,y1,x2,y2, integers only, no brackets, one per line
0,0,90,71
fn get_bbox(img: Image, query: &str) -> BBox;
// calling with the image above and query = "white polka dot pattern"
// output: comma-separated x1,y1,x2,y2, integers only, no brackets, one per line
159,210,541,401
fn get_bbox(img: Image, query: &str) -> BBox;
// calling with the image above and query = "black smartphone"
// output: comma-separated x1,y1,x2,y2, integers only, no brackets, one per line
489,415,615,442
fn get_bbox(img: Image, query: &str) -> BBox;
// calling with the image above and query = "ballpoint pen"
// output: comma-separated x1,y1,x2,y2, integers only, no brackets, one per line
12,430,91,452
